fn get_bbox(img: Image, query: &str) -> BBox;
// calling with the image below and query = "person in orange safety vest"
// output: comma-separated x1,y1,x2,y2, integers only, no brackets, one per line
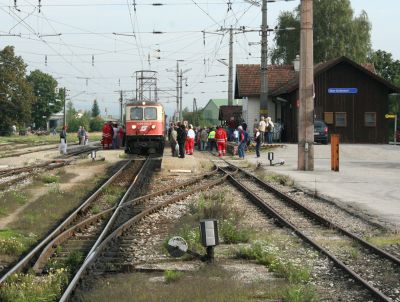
215,126,227,157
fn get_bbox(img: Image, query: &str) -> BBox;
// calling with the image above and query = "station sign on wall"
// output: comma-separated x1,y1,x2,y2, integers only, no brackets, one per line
328,88,358,94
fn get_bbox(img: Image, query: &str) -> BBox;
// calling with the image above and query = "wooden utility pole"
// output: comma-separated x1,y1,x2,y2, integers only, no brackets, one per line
298,0,314,171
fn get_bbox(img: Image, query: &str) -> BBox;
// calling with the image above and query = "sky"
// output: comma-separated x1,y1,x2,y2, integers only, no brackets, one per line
0,0,399,119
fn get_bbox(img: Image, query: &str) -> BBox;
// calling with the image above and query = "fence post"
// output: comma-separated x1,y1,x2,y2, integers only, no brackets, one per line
331,134,339,171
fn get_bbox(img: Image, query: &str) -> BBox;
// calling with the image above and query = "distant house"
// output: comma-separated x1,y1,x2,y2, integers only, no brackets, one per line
48,112,64,130
234,56,400,143
235,64,296,134
202,99,242,126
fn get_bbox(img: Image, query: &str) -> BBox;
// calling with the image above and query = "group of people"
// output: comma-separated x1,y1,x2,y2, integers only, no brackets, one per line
254,116,275,145
168,115,275,160
168,123,228,158
101,121,126,149
77,126,89,145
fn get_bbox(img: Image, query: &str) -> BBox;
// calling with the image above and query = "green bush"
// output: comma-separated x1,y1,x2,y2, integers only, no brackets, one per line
164,270,183,283
219,219,250,244
41,174,59,184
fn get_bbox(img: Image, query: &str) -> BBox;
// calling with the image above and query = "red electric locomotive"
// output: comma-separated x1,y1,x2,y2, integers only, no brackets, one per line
125,100,165,155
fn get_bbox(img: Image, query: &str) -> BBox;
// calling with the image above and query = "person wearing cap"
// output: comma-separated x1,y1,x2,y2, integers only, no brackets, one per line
215,125,227,157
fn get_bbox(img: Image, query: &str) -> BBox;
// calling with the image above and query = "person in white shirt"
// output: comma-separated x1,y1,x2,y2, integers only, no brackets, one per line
187,124,196,155
258,116,266,144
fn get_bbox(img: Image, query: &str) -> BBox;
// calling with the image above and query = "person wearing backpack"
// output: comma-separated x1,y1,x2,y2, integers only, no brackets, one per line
266,117,274,144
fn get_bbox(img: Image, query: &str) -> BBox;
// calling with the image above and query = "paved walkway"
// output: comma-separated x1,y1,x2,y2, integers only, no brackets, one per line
245,144,400,229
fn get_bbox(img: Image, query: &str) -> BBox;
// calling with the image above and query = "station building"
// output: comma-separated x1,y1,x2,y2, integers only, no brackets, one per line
235,56,400,143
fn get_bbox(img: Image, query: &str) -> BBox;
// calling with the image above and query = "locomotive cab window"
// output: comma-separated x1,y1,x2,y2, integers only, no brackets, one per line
144,107,157,120
130,107,143,120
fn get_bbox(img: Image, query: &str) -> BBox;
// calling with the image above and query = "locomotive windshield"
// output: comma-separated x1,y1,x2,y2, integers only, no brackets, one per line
130,107,143,120
144,107,157,120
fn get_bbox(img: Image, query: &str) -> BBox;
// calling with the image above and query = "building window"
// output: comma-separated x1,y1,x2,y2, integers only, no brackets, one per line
335,112,347,127
324,112,334,124
365,112,376,127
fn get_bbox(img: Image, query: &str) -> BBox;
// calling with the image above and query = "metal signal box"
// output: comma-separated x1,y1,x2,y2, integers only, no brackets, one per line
199,219,219,247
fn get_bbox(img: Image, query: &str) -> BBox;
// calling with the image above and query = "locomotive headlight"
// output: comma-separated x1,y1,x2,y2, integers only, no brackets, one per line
151,125,156,129
132,125,137,129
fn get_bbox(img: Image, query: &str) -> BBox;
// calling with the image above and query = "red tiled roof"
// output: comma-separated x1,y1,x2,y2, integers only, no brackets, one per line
235,64,296,98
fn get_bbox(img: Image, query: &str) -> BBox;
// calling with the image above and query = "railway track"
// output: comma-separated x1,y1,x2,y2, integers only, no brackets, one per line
0,159,141,283
0,160,70,189
59,166,230,301
219,160,400,302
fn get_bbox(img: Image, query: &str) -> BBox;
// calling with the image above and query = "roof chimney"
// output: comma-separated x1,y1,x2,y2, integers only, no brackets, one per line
293,55,300,72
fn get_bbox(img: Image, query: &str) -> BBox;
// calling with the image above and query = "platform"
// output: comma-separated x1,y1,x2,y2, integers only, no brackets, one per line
246,144,400,229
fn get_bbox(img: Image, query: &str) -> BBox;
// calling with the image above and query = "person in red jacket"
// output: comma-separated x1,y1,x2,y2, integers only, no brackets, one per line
215,126,227,157
101,121,112,149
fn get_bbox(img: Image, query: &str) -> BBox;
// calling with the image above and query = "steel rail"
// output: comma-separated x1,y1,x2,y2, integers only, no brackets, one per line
32,167,220,272
232,164,400,267
0,160,132,284
221,167,393,302
0,160,66,177
0,161,71,189
59,173,230,302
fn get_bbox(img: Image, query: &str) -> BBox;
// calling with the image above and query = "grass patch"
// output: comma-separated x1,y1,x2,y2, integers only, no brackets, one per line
166,191,252,255
0,191,30,217
366,234,400,247
75,267,283,302
41,173,60,184
219,219,250,244
90,205,101,215
0,229,36,255
256,170,294,187
102,185,125,206
164,270,183,283
284,285,318,302
236,241,312,284
12,191,28,205
0,269,69,302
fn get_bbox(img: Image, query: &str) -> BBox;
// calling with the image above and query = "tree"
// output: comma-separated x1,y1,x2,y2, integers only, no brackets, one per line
271,0,371,64
0,46,33,135
368,50,400,84
27,70,62,129
90,116,104,131
91,99,100,117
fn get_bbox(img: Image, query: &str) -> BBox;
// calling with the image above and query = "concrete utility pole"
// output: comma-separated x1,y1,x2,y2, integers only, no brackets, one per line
298,0,314,171
179,69,183,121
176,60,179,121
62,87,66,128
119,90,123,123
228,26,233,105
217,26,244,106
259,0,269,117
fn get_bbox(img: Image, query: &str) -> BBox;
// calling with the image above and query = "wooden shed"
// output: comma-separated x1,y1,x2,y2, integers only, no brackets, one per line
272,56,400,143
